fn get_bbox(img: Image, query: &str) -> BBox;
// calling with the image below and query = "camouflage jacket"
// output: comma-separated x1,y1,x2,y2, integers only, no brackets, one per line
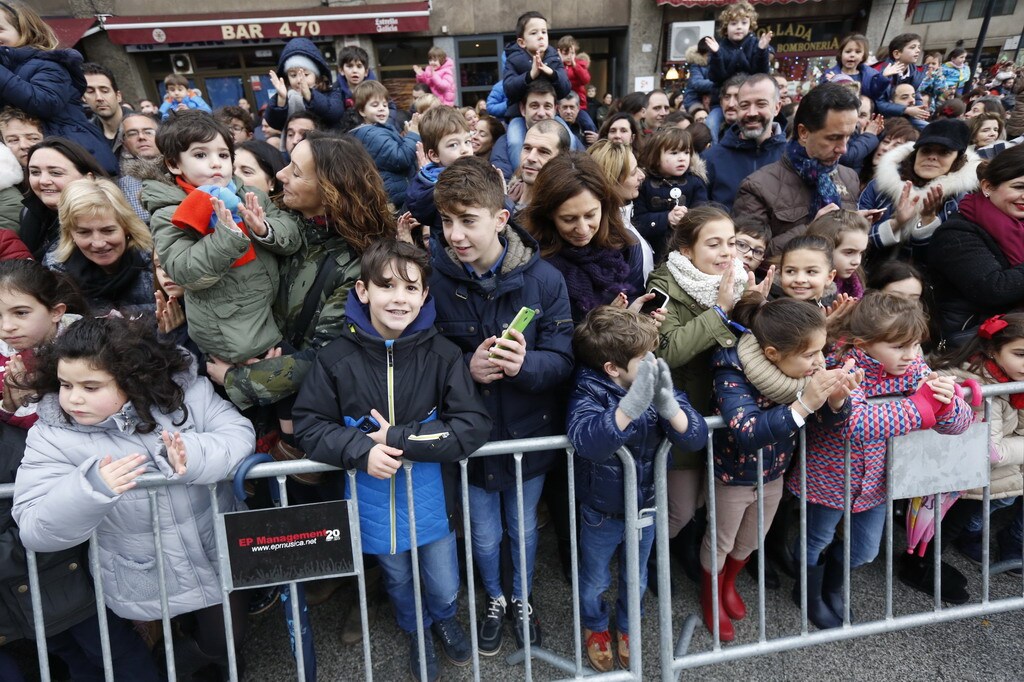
224,219,361,409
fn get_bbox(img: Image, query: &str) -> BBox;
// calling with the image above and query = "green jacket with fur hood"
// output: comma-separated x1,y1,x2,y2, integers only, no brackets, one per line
142,165,302,363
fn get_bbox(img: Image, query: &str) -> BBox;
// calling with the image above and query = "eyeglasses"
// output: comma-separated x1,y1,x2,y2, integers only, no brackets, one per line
228,125,247,134
124,128,157,139
734,240,766,260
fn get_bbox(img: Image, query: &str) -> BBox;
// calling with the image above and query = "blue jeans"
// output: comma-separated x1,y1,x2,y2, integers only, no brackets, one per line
578,504,655,634
797,502,887,567
376,531,460,633
964,497,1023,544
468,475,545,601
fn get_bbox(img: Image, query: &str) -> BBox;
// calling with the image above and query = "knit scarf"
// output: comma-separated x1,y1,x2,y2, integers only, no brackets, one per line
546,244,633,315
665,251,746,310
983,357,1024,409
737,333,811,404
959,192,1024,267
785,139,842,218
171,178,256,268
835,271,865,299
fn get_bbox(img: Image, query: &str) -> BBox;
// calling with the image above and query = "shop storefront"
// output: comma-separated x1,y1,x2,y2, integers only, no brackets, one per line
99,1,431,110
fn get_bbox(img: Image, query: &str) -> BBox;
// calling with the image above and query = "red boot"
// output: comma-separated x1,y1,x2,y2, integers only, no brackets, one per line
721,555,748,621
701,569,734,642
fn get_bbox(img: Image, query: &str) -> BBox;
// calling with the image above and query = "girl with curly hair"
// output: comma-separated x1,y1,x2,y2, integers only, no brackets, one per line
11,315,255,678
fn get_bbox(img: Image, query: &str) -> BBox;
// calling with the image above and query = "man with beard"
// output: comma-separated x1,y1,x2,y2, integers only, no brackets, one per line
709,74,745,143
82,63,132,158
703,73,786,210
508,118,570,214
733,82,862,256
116,113,162,224
491,80,582,180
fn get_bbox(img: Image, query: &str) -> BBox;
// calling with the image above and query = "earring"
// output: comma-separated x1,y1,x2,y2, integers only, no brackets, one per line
984,192,990,197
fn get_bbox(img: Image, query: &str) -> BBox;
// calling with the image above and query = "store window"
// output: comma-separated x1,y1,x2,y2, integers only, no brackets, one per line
968,0,1017,17
456,35,504,108
912,0,956,23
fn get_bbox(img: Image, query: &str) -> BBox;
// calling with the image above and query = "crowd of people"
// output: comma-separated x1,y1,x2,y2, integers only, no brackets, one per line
1,0,1024,680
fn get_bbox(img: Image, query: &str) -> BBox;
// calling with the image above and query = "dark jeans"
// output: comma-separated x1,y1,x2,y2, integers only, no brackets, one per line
46,610,159,682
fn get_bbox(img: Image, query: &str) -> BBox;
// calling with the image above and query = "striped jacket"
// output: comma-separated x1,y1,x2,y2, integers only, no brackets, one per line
789,347,973,511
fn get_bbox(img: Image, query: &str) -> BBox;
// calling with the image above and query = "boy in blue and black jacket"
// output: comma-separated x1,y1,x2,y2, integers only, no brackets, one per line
294,240,491,682
406,106,474,237
567,306,706,671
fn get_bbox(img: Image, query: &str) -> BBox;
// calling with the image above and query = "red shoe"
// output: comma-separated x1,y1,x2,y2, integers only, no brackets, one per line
721,555,749,621
701,569,735,642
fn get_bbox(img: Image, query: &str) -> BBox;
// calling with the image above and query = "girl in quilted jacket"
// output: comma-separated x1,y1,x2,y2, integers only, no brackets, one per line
414,47,456,107
789,292,973,630
12,316,255,678
702,293,855,642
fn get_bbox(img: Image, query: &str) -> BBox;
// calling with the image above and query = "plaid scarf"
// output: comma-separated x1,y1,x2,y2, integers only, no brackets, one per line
785,139,842,219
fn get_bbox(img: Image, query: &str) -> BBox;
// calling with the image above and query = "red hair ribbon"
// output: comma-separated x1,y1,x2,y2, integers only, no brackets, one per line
978,315,1009,340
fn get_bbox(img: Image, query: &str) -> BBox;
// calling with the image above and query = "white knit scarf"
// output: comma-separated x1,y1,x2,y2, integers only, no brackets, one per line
666,251,747,310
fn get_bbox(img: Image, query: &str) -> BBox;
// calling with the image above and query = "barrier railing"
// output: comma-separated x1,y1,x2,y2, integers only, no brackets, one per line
3,381,1023,681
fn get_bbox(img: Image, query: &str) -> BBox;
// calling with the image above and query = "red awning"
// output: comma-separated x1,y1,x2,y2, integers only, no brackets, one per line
44,17,97,48
101,1,430,46
657,0,818,6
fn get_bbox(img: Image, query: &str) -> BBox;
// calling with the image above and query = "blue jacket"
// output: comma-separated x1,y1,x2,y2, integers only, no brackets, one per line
683,47,713,110
839,131,879,173
707,33,772,99
711,346,849,485
502,43,571,108
634,171,708,255
0,46,117,175
265,39,345,130
486,81,509,117
429,223,575,491
702,123,787,211
568,366,705,515
819,64,889,100
158,93,212,120
294,295,491,555
873,59,925,117
350,123,420,209
406,162,445,236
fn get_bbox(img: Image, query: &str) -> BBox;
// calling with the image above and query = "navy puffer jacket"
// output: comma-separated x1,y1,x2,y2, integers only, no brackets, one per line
0,46,117,174
568,366,705,515
264,38,345,130
429,223,575,491
350,123,420,210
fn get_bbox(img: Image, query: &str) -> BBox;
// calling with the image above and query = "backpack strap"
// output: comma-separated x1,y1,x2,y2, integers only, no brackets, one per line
290,255,340,349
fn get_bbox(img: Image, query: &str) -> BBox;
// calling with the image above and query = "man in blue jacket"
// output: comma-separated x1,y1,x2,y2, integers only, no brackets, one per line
429,156,574,655
703,73,786,210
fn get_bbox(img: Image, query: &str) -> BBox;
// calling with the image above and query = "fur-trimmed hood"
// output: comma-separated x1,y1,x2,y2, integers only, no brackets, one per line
873,141,981,204
120,155,171,184
0,144,22,191
685,45,707,67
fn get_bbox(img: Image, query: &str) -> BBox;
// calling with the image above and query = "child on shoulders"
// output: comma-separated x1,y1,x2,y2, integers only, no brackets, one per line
159,73,212,120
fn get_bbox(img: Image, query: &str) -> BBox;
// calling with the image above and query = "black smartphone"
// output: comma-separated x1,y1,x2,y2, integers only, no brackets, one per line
640,287,669,316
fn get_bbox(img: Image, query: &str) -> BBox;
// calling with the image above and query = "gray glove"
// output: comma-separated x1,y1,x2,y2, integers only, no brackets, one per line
619,353,657,420
653,358,681,420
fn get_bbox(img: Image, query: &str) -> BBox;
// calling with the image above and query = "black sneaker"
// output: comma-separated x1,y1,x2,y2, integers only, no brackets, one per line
407,631,439,682
509,597,542,649
431,617,470,666
247,585,280,616
477,595,506,656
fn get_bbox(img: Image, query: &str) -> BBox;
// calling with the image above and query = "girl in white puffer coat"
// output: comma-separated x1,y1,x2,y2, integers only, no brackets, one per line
12,316,255,676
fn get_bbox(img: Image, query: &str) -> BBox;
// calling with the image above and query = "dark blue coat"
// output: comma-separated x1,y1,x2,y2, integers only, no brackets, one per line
711,347,849,485
819,64,890,100
702,123,786,211
0,47,117,175
873,58,925,118
707,33,772,101
429,223,575,491
839,131,879,173
406,162,445,236
502,43,571,107
350,123,419,209
634,171,708,255
568,366,705,515
684,63,714,110
265,38,345,130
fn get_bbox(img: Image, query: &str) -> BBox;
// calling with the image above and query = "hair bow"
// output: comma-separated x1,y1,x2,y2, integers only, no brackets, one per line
979,315,1009,340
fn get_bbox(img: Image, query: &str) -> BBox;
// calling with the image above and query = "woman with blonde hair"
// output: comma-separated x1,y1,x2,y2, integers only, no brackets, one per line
49,177,154,315
587,139,654,281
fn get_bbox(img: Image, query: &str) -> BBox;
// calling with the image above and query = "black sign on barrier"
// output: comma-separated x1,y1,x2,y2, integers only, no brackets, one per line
218,500,356,589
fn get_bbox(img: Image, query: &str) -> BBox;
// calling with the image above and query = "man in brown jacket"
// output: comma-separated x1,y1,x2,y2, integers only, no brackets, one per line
732,83,862,257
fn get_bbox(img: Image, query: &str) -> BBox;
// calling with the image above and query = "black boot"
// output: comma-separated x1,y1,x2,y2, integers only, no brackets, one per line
997,526,1023,577
821,554,853,623
745,550,780,589
897,546,970,604
765,500,798,579
671,515,704,584
792,558,842,630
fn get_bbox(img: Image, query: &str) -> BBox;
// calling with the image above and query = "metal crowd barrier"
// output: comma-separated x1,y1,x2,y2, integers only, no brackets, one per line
3,382,1024,681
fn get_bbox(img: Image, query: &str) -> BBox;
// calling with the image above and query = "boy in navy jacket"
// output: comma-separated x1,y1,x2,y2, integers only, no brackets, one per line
295,240,491,682
568,306,706,671
429,155,574,653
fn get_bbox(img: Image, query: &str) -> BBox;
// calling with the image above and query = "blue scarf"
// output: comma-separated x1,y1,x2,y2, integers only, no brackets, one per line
785,140,842,218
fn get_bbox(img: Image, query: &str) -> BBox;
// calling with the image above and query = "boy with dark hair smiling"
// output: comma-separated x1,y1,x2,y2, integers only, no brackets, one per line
429,155,574,653
295,239,491,682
